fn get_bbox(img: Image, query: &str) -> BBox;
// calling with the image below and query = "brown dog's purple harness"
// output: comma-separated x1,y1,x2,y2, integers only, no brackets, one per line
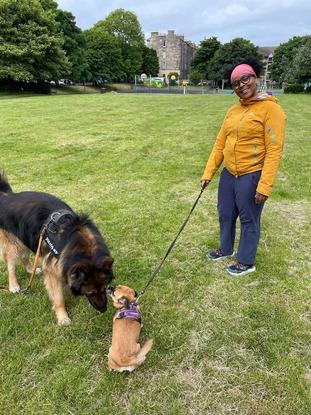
116,302,142,325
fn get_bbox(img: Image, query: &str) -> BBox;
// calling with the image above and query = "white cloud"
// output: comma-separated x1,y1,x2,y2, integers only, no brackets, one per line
56,0,311,46
223,4,249,16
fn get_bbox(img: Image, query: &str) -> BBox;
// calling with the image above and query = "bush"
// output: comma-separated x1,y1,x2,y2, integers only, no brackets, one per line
0,79,51,94
284,84,304,94
190,70,204,86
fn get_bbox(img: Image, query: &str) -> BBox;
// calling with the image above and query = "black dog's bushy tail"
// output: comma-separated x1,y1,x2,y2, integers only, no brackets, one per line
0,169,12,193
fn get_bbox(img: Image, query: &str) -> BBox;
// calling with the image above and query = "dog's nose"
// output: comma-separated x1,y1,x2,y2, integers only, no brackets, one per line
106,286,115,296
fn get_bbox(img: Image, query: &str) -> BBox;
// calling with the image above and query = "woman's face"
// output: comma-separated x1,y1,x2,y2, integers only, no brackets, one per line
232,73,258,100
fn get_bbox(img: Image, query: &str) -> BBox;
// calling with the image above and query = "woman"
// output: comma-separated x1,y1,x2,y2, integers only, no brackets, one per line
201,58,286,276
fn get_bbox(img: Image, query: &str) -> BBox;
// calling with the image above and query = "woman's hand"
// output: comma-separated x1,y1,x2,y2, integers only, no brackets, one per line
201,179,210,189
255,191,268,204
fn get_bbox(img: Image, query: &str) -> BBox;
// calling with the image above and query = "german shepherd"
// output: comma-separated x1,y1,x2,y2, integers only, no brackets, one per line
0,170,114,325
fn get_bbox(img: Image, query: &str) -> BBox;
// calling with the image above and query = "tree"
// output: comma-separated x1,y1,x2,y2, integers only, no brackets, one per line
208,38,260,82
140,45,159,76
38,0,57,10
0,0,70,82
286,38,311,84
191,37,221,79
270,36,311,83
94,9,145,81
55,9,89,82
190,70,204,86
84,27,123,83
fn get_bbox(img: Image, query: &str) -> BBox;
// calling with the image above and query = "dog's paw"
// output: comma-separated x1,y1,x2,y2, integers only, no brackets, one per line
35,267,42,275
58,317,71,326
9,285,21,293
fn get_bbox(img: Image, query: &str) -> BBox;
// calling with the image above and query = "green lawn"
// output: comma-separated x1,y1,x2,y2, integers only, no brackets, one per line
0,93,310,415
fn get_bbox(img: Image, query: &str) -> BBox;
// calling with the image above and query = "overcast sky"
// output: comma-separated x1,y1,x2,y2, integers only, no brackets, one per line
56,0,310,47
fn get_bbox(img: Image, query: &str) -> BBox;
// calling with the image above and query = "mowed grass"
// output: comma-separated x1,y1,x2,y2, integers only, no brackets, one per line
0,92,310,415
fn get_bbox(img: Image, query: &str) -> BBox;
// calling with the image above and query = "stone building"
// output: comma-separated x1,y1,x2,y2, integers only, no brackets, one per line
258,46,276,88
147,30,197,81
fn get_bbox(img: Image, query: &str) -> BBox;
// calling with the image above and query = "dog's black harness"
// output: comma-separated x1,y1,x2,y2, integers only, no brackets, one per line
43,209,74,256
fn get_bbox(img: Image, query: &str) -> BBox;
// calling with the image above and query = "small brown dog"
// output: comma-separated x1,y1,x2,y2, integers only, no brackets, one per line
107,285,153,372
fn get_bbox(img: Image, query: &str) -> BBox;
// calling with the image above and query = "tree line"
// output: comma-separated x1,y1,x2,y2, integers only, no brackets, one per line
0,0,310,90
0,0,159,88
190,35,311,87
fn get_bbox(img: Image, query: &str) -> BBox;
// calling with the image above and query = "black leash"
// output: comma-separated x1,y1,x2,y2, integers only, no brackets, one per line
136,186,205,303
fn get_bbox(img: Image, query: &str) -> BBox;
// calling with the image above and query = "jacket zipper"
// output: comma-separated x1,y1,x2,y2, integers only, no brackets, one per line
235,108,251,177
235,112,245,177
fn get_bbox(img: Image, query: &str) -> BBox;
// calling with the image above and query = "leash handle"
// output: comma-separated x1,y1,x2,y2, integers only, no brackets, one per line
137,186,205,302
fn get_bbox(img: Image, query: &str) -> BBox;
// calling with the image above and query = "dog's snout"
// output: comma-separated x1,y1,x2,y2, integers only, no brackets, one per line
106,286,115,296
86,293,107,313
70,285,82,296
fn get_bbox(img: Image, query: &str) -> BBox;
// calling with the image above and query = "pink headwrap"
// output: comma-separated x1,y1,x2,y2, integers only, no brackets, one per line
230,64,256,84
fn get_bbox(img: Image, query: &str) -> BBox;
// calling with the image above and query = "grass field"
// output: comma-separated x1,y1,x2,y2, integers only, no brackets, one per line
0,92,310,415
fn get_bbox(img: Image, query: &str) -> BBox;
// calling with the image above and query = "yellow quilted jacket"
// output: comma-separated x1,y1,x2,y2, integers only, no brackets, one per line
202,94,286,196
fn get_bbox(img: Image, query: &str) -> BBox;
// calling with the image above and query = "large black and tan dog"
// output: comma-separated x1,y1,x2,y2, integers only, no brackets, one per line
0,170,114,325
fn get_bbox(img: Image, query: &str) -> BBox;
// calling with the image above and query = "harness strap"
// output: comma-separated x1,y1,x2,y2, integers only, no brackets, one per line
116,303,142,325
136,186,205,303
21,209,73,293
43,209,73,256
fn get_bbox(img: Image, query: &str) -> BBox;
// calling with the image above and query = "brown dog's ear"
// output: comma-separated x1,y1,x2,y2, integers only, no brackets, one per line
118,296,129,308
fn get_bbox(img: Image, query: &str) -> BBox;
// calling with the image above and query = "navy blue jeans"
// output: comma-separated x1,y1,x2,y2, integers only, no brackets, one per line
217,168,265,266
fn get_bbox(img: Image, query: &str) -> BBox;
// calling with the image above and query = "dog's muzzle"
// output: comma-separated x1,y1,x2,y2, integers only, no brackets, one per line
106,286,115,297
86,292,107,313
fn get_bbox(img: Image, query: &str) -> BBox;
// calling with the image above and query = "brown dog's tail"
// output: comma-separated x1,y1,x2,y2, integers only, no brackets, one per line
0,170,12,194
136,339,153,364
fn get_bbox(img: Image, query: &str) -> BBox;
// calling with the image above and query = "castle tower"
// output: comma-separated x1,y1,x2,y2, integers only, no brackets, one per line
147,30,197,80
